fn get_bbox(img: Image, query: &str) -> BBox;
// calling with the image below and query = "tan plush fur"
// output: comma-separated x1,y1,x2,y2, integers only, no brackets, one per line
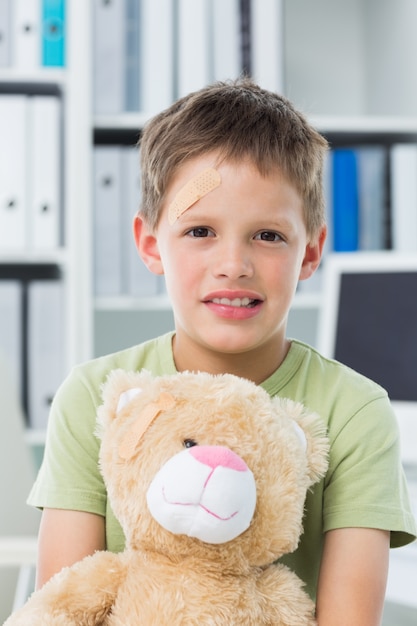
5,370,329,625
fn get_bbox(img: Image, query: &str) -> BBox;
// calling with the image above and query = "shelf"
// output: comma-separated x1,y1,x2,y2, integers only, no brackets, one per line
94,112,151,130
0,537,38,566
292,291,322,309
0,249,68,266
24,429,46,447
0,70,65,95
95,294,172,312
311,115,417,134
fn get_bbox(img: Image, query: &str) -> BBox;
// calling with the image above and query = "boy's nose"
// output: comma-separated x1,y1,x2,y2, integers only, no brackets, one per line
212,243,254,279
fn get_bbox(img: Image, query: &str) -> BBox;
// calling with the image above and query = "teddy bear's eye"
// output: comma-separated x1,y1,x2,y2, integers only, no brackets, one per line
183,439,198,448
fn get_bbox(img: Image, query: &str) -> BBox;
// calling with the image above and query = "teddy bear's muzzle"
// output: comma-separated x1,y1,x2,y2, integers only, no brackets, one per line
146,445,256,544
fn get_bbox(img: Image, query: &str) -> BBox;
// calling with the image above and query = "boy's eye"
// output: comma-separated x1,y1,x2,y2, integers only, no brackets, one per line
255,230,283,242
186,227,213,238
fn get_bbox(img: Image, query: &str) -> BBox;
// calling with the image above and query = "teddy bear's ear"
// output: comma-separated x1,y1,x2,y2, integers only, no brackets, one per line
116,388,143,413
291,421,307,452
272,397,329,487
96,368,155,436
292,407,329,486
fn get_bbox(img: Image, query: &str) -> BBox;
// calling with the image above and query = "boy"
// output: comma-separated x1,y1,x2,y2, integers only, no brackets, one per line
30,78,416,624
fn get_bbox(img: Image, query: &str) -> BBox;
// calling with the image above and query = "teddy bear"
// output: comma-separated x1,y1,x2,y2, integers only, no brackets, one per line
4,369,329,626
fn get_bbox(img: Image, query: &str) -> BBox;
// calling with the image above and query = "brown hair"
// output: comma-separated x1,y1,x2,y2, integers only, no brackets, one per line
139,77,328,240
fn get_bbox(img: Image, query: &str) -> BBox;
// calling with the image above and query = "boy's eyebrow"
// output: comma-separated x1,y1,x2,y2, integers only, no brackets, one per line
168,168,221,225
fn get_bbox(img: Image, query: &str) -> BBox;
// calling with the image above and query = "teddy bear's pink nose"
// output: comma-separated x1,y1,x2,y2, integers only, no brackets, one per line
188,445,248,472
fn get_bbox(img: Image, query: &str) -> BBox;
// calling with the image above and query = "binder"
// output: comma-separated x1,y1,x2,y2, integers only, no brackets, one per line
390,143,417,252
0,280,22,397
319,150,333,259
210,0,240,82
28,279,65,430
0,0,11,67
41,0,66,67
251,0,284,93
140,0,174,113
125,0,140,111
13,0,40,69
93,0,125,114
93,147,123,296
331,148,359,252
121,147,160,297
0,95,28,251
357,146,387,251
28,95,62,249
177,0,210,97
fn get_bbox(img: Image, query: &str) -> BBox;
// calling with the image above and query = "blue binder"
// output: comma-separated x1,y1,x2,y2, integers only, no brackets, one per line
42,0,65,67
332,148,359,252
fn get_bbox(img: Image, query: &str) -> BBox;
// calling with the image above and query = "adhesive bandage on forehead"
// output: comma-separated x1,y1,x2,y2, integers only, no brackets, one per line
167,167,222,225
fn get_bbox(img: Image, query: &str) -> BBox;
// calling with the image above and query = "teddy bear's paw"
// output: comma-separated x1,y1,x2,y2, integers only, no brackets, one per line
3,607,67,626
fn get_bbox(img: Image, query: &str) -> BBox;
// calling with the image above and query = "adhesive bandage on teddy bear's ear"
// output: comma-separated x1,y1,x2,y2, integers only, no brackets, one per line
118,392,175,460
291,421,307,452
167,168,222,225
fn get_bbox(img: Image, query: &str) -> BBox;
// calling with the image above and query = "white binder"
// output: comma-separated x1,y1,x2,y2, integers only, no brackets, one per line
92,0,125,114
0,280,22,395
210,0,240,82
0,0,11,67
125,0,140,111
0,95,28,251
177,0,210,97
28,95,62,250
140,0,174,114
28,279,65,430
13,0,40,69
251,0,284,94
93,146,123,296
390,143,417,252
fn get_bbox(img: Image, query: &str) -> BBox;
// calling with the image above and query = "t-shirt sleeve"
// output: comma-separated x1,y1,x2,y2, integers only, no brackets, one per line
28,365,106,516
322,392,417,547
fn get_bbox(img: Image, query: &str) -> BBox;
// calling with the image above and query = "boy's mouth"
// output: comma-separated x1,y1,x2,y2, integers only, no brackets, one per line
210,297,259,308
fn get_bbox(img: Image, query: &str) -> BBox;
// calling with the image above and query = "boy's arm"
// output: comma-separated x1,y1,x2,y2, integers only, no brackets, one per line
316,527,390,625
36,508,106,589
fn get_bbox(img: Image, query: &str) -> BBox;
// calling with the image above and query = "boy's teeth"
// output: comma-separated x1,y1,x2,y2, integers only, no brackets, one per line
212,297,252,307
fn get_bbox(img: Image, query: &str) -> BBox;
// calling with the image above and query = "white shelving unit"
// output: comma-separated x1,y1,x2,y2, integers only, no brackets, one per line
0,1,92,444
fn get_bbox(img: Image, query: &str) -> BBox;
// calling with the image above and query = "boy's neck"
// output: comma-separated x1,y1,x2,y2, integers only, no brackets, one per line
171,334,291,385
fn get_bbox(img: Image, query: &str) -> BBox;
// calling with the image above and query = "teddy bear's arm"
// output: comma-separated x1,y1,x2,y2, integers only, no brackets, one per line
4,551,128,626
257,564,317,626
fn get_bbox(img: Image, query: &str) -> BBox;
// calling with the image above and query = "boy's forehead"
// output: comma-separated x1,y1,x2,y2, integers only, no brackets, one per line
167,167,221,225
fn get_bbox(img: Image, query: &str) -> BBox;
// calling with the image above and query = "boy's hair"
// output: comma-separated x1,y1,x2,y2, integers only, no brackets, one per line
139,77,328,240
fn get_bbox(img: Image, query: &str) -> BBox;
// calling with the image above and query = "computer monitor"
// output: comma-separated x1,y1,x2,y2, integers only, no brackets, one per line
318,252,417,466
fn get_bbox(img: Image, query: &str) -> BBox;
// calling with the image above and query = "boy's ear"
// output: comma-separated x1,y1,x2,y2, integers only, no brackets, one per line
299,225,327,281
133,214,164,275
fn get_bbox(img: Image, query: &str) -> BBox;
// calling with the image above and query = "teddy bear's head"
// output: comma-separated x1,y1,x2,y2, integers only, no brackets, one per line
96,370,328,569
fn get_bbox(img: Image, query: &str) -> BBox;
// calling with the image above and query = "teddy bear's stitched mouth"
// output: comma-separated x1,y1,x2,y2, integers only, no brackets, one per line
162,487,238,521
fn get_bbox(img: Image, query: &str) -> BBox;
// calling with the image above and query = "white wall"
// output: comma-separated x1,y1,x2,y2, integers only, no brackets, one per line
283,0,417,117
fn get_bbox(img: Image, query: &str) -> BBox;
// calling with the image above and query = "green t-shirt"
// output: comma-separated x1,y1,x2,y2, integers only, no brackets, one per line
29,332,417,600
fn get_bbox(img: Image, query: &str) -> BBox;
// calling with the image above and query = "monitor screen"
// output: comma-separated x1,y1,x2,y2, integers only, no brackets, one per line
318,252,417,464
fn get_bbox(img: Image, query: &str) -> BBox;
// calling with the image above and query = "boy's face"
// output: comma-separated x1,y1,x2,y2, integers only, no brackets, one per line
135,153,325,381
